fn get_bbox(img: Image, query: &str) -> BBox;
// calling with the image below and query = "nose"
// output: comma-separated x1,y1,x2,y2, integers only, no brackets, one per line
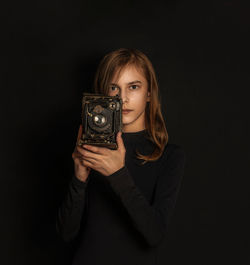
117,88,128,104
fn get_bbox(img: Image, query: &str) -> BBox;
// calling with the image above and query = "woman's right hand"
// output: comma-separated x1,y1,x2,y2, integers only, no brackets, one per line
72,124,91,183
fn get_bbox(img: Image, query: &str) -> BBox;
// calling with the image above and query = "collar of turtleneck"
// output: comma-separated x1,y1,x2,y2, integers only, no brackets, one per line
122,129,147,136
121,129,149,147
122,128,147,138
121,129,155,158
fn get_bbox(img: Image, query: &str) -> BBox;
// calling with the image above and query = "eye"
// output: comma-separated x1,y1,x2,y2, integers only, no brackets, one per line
110,86,117,91
130,85,139,90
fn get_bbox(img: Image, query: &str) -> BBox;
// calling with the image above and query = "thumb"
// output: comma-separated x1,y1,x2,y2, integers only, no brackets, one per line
116,131,124,151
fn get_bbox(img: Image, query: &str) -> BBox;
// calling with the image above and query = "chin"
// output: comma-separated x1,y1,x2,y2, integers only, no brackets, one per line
122,117,133,124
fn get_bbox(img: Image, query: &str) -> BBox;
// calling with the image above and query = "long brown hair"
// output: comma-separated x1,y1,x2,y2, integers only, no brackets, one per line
93,48,168,165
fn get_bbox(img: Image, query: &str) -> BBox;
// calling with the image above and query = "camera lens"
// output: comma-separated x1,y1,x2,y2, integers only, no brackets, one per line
93,114,107,126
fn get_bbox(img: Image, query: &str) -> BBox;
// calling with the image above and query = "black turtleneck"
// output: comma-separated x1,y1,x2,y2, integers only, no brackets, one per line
56,130,186,265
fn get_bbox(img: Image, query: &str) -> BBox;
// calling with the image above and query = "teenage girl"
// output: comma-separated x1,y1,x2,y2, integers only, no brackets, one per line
56,48,186,265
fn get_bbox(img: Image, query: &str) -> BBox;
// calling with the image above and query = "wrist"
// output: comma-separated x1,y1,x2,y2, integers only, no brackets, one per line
72,174,89,187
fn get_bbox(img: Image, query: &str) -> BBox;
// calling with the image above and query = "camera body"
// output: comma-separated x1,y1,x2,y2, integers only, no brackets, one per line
77,93,123,150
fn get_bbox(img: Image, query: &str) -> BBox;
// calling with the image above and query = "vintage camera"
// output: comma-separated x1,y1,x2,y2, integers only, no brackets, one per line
77,93,123,150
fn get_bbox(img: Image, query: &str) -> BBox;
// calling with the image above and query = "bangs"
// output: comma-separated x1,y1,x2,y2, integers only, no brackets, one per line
110,61,146,86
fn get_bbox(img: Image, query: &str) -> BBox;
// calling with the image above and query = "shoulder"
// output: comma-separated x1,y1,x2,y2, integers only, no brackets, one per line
159,143,186,170
155,144,186,189
162,143,185,160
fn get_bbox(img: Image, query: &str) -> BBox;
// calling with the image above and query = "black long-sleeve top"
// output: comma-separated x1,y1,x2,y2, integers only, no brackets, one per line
56,129,186,265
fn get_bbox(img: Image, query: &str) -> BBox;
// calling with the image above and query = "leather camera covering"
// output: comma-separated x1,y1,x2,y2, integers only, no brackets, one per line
77,93,122,150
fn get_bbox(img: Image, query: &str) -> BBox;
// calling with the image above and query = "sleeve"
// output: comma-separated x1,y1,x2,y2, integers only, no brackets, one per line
105,145,186,248
56,174,89,242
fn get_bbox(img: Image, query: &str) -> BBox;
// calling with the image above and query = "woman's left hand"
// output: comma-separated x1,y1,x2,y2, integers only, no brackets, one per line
76,131,126,176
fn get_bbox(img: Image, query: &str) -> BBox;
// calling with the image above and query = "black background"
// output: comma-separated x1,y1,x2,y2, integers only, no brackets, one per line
1,0,249,264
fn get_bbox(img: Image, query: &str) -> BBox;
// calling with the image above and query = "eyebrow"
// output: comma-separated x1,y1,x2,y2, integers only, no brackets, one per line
110,80,142,86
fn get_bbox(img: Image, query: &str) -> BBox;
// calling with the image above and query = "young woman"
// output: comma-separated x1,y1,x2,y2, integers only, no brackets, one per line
56,48,186,265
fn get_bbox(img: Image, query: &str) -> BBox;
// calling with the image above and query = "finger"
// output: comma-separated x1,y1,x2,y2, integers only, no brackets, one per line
72,154,82,166
82,144,108,155
73,152,94,166
73,149,86,159
81,159,91,168
76,146,103,161
72,152,83,162
80,157,96,168
77,124,82,140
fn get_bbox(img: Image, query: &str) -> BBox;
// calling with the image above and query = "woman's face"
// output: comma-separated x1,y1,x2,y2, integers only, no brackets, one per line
108,65,150,133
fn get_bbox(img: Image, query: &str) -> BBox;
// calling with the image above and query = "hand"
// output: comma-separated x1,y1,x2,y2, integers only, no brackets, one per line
76,131,126,177
72,125,91,182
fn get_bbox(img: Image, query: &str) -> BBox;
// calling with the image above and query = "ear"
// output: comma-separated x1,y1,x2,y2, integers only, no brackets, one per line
147,91,151,102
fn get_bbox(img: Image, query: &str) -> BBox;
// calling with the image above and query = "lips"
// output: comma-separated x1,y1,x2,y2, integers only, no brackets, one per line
122,109,132,114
